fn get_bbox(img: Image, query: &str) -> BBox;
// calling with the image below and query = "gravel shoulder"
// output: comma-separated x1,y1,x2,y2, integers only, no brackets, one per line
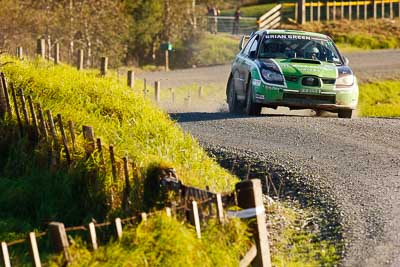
175,114,400,266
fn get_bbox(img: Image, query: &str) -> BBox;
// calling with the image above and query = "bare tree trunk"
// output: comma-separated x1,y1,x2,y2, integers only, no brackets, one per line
69,0,74,63
84,19,92,67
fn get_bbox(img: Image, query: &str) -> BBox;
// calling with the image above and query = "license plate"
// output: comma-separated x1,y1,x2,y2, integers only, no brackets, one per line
300,88,321,94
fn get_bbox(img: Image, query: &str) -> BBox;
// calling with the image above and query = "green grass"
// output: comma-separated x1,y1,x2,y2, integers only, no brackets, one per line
1,56,237,192
268,202,341,267
221,3,276,18
358,80,400,117
173,32,239,68
48,214,251,267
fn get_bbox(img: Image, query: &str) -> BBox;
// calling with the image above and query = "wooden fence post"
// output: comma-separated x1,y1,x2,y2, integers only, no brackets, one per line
10,83,23,135
373,0,377,19
36,104,48,141
333,1,337,20
28,232,42,267
96,138,105,165
198,86,203,98
0,78,7,120
166,207,172,217
77,49,84,70
298,0,306,24
364,0,368,20
317,1,321,21
57,114,71,164
115,218,123,239
54,43,60,65
310,2,314,22
68,120,76,153
141,212,147,222
48,222,71,264
46,110,58,146
19,89,30,126
143,79,147,97
0,73,11,116
127,70,134,88
341,0,344,19
349,2,352,19
154,81,161,103
216,193,224,224
1,242,11,267
192,201,201,239
88,222,98,250
82,125,95,155
100,57,108,76
122,157,131,212
37,39,45,58
389,0,393,18
398,0,400,19
235,179,272,267
16,46,23,59
109,145,117,181
356,1,360,19
47,110,60,166
28,96,40,138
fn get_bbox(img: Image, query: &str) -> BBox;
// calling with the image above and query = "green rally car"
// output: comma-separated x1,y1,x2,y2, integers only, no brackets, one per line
226,30,359,118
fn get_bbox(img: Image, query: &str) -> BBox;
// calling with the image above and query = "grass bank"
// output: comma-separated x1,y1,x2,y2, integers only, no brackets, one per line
358,80,400,117
1,56,236,191
0,55,246,264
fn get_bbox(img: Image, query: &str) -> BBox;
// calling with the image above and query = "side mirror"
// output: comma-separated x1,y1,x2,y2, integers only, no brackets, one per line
239,35,250,50
343,56,349,65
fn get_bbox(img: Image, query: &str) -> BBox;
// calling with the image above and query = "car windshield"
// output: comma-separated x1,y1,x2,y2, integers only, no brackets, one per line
259,34,342,65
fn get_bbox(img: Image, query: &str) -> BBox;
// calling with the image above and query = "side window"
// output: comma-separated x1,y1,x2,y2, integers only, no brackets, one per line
249,36,259,58
242,36,257,56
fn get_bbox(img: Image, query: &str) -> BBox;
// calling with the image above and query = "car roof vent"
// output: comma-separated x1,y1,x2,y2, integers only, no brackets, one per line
289,59,321,64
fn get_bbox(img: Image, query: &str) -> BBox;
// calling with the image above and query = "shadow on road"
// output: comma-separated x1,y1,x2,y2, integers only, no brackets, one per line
169,112,313,123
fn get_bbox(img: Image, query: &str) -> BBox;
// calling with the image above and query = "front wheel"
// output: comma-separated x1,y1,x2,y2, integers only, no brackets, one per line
227,77,241,114
338,109,353,118
245,80,262,116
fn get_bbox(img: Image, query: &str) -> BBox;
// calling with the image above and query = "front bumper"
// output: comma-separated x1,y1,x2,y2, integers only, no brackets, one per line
254,82,359,111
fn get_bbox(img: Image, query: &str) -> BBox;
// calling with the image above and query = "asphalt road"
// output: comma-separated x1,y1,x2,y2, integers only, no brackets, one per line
143,49,400,266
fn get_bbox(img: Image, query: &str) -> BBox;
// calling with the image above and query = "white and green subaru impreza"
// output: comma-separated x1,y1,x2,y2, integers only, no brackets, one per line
227,30,358,118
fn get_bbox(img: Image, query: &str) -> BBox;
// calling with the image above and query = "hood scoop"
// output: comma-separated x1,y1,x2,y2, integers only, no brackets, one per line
289,59,321,65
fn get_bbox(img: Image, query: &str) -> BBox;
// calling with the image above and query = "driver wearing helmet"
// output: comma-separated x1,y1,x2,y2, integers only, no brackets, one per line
305,46,320,60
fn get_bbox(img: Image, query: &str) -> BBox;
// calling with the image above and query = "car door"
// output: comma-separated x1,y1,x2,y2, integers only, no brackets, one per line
237,34,260,100
233,35,257,101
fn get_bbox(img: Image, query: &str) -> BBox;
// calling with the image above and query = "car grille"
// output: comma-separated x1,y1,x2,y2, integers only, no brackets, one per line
321,78,336,84
283,92,336,104
301,76,320,87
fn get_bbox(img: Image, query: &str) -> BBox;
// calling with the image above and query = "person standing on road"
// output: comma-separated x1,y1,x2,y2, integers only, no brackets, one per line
232,7,241,35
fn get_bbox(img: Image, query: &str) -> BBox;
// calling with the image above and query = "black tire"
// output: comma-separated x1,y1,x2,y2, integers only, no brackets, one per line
338,109,353,118
245,79,262,116
227,76,241,114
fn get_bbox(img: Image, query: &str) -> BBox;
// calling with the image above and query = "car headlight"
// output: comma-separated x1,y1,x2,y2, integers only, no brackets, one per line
261,68,284,84
336,74,354,87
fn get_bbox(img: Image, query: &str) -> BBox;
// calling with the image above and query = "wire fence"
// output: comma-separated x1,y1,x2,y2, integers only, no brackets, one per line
198,16,258,35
